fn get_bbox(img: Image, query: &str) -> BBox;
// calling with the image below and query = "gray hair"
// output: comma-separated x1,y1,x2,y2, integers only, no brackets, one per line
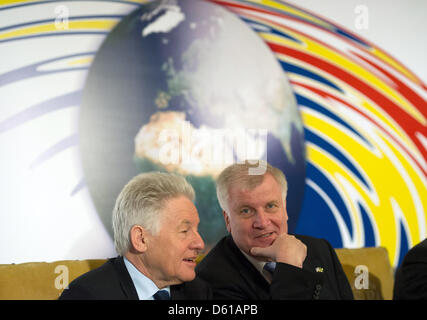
112,172,195,256
216,161,288,214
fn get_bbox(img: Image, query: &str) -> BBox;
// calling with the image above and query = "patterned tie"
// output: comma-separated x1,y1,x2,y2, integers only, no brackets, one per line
263,262,276,275
153,289,170,300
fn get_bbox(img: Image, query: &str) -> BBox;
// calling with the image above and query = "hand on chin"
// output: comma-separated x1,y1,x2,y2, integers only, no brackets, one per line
250,233,307,268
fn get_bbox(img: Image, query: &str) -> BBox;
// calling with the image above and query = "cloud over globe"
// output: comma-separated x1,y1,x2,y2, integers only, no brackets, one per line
79,0,306,248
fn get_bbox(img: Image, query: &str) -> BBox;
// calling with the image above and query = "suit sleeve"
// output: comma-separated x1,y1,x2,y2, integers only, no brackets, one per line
393,242,427,300
270,238,353,300
270,263,324,300
58,283,96,300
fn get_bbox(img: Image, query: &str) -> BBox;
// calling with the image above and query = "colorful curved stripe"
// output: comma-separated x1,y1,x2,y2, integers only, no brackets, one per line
0,19,120,42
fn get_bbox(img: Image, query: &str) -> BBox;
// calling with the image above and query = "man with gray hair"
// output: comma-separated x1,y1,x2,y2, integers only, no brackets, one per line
60,172,211,300
196,161,353,299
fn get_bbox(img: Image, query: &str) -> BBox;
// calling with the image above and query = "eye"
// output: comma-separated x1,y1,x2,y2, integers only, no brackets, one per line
266,202,278,210
240,207,253,215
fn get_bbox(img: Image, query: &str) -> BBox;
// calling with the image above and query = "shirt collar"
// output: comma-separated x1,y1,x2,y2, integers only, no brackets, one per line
123,256,170,300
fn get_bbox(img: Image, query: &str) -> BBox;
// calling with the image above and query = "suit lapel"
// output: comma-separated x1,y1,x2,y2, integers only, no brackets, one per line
225,235,270,299
112,256,140,300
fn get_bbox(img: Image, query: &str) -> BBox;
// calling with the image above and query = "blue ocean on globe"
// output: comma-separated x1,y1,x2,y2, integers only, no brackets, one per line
79,0,306,248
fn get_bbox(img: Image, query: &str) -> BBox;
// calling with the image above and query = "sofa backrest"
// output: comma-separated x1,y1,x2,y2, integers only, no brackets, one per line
0,247,394,300
335,246,394,300
0,259,106,300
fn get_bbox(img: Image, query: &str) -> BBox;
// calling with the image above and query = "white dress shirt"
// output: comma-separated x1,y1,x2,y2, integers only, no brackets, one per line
123,256,171,300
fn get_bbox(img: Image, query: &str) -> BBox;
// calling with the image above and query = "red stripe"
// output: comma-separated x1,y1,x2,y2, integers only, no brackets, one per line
351,50,427,119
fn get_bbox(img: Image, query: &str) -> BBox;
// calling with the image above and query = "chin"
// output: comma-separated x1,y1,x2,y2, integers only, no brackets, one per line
179,271,196,283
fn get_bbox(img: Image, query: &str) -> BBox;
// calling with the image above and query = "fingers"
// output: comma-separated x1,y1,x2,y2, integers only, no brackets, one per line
275,235,307,268
250,246,274,261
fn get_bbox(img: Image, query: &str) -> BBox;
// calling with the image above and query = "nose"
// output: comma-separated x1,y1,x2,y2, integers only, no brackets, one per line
253,210,270,229
191,231,205,251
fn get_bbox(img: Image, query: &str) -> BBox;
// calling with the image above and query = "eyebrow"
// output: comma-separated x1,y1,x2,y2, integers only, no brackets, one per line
177,220,194,229
238,200,279,208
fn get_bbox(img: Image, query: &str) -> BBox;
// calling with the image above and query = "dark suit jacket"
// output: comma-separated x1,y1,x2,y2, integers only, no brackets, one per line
393,238,427,300
196,234,353,300
59,256,212,300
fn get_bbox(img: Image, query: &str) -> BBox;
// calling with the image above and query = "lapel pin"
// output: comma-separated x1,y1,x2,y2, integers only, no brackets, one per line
315,267,324,273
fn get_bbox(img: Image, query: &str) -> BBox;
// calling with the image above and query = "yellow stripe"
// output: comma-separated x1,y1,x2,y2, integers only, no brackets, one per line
0,0,38,5
67,56,93,66
0,20,119,40
0,0,148,5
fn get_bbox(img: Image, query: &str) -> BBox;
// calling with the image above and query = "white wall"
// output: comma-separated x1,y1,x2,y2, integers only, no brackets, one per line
293,0,427,83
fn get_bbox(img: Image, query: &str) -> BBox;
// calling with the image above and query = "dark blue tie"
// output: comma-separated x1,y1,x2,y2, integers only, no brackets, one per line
153,289,170,300
263,262,276,275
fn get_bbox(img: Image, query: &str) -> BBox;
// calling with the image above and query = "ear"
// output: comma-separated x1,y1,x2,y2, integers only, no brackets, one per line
129,225,148,253
222,210,231,233
284,200,288,222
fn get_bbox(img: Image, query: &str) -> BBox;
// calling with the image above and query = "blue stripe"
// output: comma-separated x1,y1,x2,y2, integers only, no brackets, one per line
280,60,342,92
0,91,82,134
359,203,376,246
30,134,78,169
335,28,370,48
295,162,355,246
240,16,302,44
0,31,108,44
307,162,354,239
0,52,95,86
295,180,343,248
397,222,410,268
70,177,86,196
